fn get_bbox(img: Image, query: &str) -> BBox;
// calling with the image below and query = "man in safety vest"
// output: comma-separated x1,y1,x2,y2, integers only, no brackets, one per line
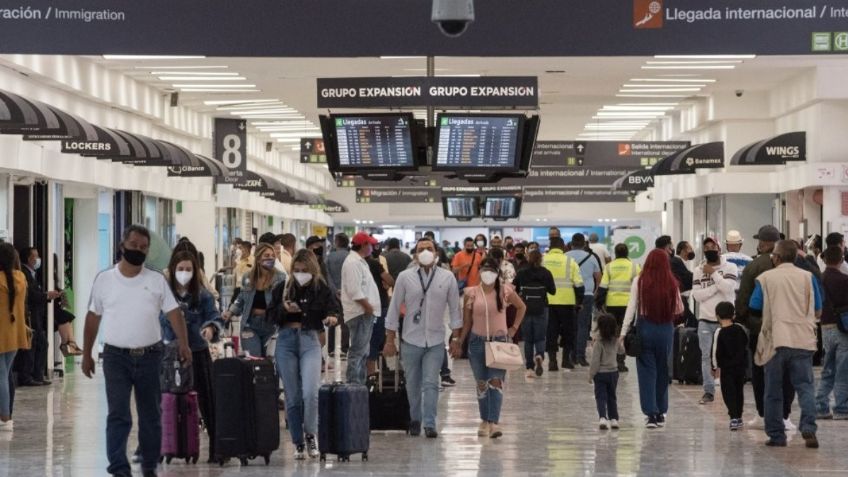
596,243,641,372
543,236,585,372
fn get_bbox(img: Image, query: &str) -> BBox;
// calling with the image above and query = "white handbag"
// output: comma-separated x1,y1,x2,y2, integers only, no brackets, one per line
480,287,525,371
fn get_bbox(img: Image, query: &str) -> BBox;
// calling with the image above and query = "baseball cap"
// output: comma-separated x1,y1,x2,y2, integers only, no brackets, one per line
753,225,780,242
351,231,378,247
305,236,323,248
703,236,720,248
725,230,744,245
825,232,845,247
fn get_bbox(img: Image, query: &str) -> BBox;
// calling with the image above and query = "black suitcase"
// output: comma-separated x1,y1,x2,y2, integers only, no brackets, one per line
213,358,280,466
319,382,370,461
368,356,410,431
678,327,702,385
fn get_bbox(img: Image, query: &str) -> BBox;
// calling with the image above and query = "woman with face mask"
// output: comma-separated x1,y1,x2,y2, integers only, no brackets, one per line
474,234,488,253
223,243,286,358
268,249,339,460
160,250,224,462
455,258,527,439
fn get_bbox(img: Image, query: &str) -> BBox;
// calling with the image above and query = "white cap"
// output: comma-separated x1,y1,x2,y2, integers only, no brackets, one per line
726,230,744,245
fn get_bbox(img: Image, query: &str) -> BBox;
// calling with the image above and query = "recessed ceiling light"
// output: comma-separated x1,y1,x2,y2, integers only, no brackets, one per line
602,105,674,110
103,55,206,60
225,109,297,115
642,65,736,70
276,138,301,143
251,121,315,126
217,105,288,112
204,99,280,105
620,88,701,93
616,94,690,98
179,88,260,93
654,54,756,59
596,111,666,116
174,84,256,88
159,76,247,81
269,132,317,138
380,56,426,59
152,71,239,76
630,78,716,83
135,65,228,70
646,60,742,65
616,102,679,106
622,85,706,90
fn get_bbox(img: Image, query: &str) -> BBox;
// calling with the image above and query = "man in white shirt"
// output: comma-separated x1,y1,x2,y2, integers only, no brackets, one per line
589,233,611,265
817,233,848,276
384,238,463,438
341,232,381,385
279,233,296,275
82,225,191,477
723,230,753,291
691,237,738,405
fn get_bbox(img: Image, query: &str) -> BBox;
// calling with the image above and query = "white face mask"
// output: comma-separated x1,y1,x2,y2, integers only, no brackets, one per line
480,271,499,286
234,248,242,260
175,270,193,286
293,272,313,286
476,240,486,248
33,258,42,270
417,250,435,266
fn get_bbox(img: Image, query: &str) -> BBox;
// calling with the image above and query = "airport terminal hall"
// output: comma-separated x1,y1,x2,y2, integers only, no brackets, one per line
4,1,848,476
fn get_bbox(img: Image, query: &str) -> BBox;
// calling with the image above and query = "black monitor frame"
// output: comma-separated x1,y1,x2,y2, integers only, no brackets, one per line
442,196,481,220
432,113,527,178
481,195,523,220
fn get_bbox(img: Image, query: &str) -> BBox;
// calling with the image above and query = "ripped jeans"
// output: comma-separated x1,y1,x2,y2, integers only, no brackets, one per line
468,333,507,424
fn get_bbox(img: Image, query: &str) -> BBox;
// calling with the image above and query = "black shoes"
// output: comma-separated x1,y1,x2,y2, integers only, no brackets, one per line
534,356,544,377
656,414,666,427
765,439,787,447
424,427,438,438
408,421,421,436
802,432,819,448
441,375,456,387
577,357,590,367
548,353,559,372
563,357,575,370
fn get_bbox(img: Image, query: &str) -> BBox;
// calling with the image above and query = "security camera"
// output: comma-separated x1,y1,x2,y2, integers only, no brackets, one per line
432,0,475,37
735,90,744,98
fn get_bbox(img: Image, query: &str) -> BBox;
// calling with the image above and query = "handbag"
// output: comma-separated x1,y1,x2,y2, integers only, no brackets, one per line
480,287,524,371
623,290,642,357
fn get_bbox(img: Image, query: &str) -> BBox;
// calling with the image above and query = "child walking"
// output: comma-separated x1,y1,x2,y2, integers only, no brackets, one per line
590,313,621,430
711,302,749,431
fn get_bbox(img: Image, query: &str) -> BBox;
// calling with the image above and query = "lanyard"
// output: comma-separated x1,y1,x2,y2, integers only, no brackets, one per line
416,268,437,318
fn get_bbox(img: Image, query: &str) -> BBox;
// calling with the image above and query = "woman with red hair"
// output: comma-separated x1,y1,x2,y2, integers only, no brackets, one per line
620,248,684,429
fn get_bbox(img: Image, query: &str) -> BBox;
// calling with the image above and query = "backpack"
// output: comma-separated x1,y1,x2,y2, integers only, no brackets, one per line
520,283,548,315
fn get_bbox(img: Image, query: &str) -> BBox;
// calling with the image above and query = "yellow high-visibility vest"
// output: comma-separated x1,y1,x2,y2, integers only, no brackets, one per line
543,249,584,305
600,258,640,307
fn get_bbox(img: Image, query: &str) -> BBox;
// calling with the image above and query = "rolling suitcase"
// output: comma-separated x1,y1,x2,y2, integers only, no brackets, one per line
160,392,200,464
678,327,703,385
213,357,280,466
318,329,370,461
368,355,410,431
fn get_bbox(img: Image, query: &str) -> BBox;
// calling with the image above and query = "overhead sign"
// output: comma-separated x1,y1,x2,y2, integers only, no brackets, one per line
214,118,247,177
300,138,326,164
2,1,847,57
355,188,439,204
652,142,725,175
317,77,538,108
730,132,806,166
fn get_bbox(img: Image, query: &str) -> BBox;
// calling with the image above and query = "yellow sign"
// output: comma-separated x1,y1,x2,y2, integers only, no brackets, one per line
312,225,328,238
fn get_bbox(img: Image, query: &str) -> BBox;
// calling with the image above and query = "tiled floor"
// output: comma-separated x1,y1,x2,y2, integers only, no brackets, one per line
1,357,846,477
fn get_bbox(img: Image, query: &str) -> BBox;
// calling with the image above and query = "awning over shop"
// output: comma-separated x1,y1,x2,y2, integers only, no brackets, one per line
651,142,725,176
729,132,806,166
612,168,653,192
0,90,63,134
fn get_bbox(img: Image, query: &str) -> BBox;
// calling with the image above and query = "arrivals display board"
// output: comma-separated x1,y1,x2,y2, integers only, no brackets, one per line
443,197,480,219
483,197,521,219
3,1,847,57
434,115,523,171
330,114,415,169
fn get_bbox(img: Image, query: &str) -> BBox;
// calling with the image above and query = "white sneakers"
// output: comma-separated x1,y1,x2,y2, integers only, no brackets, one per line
0,420,12,432
610,419,620,429
525,369,536,379
784,418,796,431
599,418,610,430
747,415,764,429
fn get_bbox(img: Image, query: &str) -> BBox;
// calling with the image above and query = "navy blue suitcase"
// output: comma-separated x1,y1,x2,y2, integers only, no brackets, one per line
318,382,370,462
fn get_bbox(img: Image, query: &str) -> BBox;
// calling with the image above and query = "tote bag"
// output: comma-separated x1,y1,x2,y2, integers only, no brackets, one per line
480,287,524,371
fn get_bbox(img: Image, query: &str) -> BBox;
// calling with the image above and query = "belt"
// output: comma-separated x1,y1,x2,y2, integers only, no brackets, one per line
822,323,839,329
104,342,164,357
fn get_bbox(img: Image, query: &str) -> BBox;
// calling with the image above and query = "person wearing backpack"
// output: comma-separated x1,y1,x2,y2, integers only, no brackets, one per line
514,250,556,379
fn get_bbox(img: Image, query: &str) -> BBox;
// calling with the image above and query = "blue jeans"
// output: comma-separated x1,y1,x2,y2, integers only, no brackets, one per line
594,371,619,420
575,295,594,361
522,311,548,369
102,344,163,474
635,320,673,417
275,328,322,446
241,315,278,358
468,334,507,424
765,347,817,442
345,314,374,385
401,341,443,428
0,350,16,417
368,309,388,361
698,320,720,395
816,326,848,415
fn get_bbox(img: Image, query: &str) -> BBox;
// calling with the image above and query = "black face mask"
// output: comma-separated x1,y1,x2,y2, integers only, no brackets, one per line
123,248,146,266
515,253,526,262
686,251,696,261
465,247,474,253
312,247,324,258
704,250,720,263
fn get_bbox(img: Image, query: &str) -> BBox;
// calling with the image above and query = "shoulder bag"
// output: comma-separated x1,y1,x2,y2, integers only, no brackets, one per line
481,287,524,370
623,285,642,357
457,252,477,293
822,280,848,333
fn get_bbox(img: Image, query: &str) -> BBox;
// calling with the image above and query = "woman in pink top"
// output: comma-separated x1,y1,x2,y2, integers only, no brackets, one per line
454,258,526,439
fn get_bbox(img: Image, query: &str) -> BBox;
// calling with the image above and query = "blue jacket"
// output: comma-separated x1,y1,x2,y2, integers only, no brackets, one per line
228,271,286,328
160,289,223,352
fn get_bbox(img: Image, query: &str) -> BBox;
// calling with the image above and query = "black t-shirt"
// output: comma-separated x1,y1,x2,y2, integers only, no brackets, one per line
367,257,389,311
714,324,749,372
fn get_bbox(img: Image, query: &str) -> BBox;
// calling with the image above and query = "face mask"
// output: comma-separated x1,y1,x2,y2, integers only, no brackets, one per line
516,253,526,261
704,250,720,263
33,258,42,270
476,240,486,248
418,250,435,266
123,248,146,267
686,251,695,261
175,271,193,286
312,247,324,258
261,258,276,270
480,271,498,286
234,249,242,260
465,247,474,253
293,272,313,286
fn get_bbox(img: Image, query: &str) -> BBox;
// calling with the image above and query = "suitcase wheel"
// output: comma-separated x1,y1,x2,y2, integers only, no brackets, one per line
192,456,199,464
165,456,173,465
339,455,350,462
320,453,327,462
240,457,249,466
263,454,271,465
362,452,368,462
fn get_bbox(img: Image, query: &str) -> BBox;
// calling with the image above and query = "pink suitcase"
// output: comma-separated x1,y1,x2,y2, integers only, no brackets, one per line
160,392,200,464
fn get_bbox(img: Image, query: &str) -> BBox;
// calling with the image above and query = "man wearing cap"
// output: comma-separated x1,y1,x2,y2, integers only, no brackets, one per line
341,232,382,385
691,237,738,404
723,230,753,291
817,233,848,276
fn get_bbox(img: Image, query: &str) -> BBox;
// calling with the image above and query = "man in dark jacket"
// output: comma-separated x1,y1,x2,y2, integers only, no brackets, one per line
815,246,848,419
14,247,61,385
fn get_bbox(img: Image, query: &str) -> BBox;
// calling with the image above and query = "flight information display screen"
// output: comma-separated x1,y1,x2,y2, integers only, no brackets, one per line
435,115,523,170
333,114,415,168
483,197,520,218
443,197,479,218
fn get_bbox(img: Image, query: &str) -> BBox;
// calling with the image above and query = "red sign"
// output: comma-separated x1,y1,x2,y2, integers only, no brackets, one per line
618,143,632,156
634,0,664,29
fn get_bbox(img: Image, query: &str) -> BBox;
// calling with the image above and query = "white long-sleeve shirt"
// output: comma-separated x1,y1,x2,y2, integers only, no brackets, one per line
691,259,738,323
341,251,381,321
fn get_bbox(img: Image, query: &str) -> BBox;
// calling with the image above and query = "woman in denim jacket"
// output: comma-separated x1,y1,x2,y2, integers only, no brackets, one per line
159,250,224,462
223,243,286,358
